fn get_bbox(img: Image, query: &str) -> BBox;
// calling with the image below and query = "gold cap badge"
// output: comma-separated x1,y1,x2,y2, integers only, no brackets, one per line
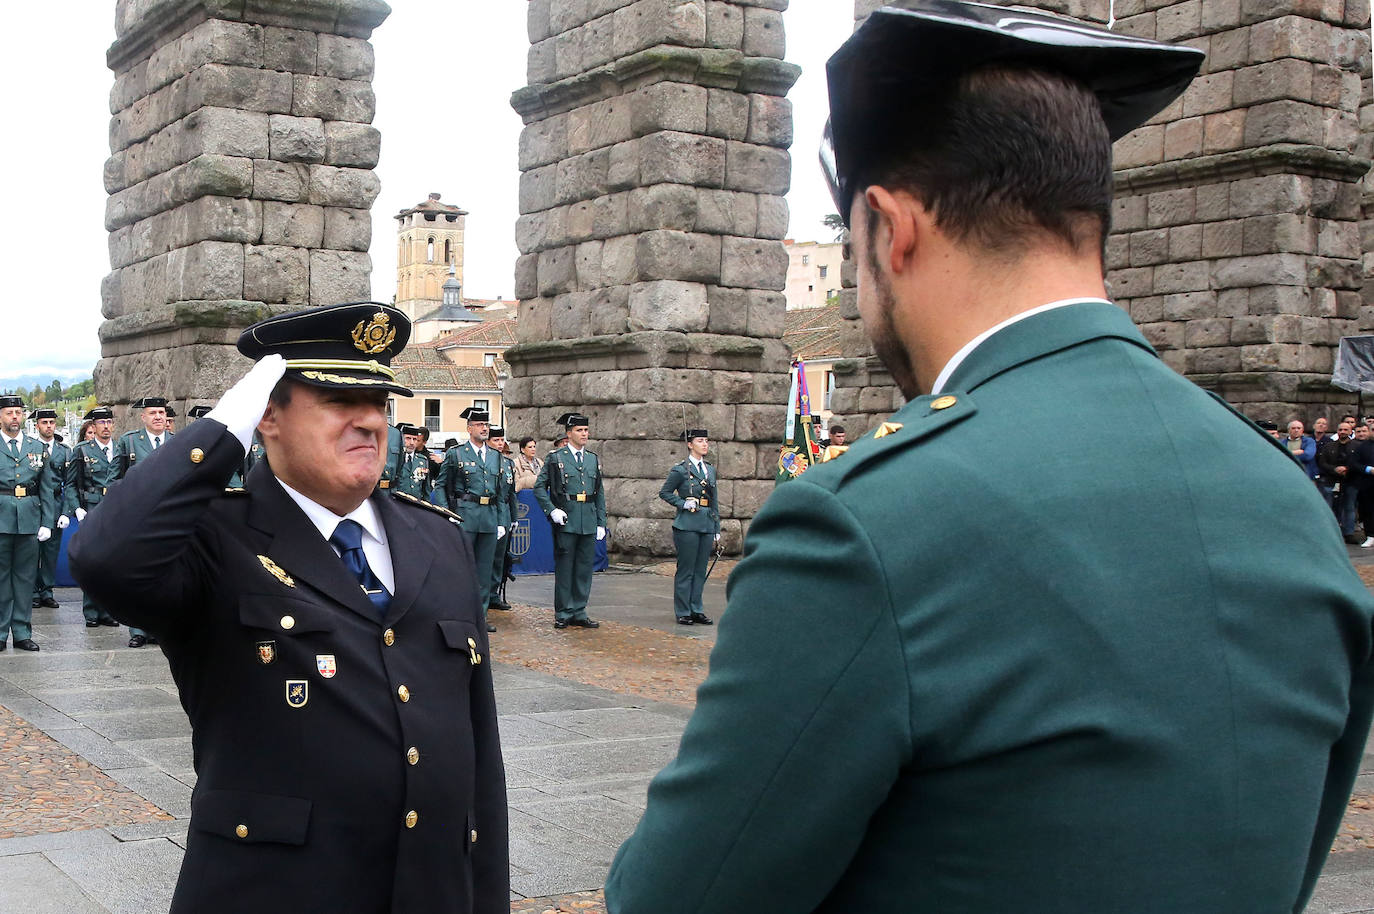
351,311,396,355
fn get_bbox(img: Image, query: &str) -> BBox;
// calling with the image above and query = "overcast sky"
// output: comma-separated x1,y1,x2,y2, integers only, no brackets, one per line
3,1,850,381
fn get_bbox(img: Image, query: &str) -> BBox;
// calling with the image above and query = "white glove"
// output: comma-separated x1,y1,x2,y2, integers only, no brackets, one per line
496,525,507,540
56,515,70,529
208,354,287,452
714,533,721,542
76,507,87,522
550,508,568,525
596,526,606,541
683,497,698,511
37,527,51,543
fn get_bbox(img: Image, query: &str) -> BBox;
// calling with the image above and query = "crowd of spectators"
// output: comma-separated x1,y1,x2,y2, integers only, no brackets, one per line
1268,414,1374,547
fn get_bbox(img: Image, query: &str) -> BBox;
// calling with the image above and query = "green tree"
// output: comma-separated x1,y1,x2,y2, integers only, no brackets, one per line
822,213,849,244
65,379,94,399
45,380,62,403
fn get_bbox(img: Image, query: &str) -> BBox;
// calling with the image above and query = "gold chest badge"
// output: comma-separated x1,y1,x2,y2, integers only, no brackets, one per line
351,311,396,354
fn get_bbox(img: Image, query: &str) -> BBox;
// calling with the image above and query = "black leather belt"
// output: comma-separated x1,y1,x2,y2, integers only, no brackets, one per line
0,486,31,497
458,494,492,505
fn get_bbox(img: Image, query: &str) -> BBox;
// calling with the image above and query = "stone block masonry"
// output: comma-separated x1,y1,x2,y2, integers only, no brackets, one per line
98,0,390,428
508,0,800,559
832,0,1372,433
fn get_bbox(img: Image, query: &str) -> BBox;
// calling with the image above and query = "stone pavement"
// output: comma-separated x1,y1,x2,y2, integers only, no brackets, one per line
0,570,1371,913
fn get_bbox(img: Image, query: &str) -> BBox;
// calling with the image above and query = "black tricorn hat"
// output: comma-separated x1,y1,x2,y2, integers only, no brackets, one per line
821,0,1205,224
488,425,507,438
33,408,58,420
680,428,709,441
84,406,113,420
132,397,169,409
0,396,26,410
1255,419,1279,431
397,423,422,436
238,302,413,397
459,407,490,423
556,412,589,429
164,405,177,417
188,405,214,419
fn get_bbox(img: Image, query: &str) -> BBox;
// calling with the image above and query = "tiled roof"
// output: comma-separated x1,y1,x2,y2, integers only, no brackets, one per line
396,192,468,219
391,346,500,392
782,303,852,360
415,302,482,323
437,318,517,347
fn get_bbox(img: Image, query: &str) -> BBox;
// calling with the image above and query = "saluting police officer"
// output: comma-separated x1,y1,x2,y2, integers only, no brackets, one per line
68,407,121,628
0,396,56,651
31,408,74,610
658,428,719,626
435,407,507,632
391,424,434,500
487,426,518,613
70,301,507,914
533,413,605,630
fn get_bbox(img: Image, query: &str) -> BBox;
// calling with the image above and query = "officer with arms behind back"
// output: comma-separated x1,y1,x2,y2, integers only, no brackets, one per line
70,301,508,914
68,407,121,628
606,4,1374,913
30,408,73,611
658,428,719,626
534,413,605,630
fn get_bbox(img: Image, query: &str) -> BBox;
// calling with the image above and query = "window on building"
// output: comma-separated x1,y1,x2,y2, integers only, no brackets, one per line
473,399,489,413
808,284,814,292
424,399,441,431
824,371,836,410
386,399,395,424
819,265,828,278
802,255,810,266
426,237,435,262
483,353,497,367
444,239,452,263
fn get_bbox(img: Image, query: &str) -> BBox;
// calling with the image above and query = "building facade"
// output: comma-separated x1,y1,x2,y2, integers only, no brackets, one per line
394,192,467,322
783,240,846,311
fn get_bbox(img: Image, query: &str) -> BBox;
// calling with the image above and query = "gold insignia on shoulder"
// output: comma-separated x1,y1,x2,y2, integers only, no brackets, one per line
391,490,463,524
873,422,904,439
931,395,958,410
351,311,396,355
820,445,850,462
257,554,295,588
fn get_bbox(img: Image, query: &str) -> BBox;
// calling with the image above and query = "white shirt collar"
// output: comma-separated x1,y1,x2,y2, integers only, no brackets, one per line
2,432,21,447
568,445,584,457
276,477,387,550
930,298,1108,395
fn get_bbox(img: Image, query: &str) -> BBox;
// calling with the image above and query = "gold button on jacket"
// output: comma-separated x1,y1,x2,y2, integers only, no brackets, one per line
280,615,295,630
235,824,248,838
405,810,418,829
407,747,419,765
383,628,395,646
397,684,410,702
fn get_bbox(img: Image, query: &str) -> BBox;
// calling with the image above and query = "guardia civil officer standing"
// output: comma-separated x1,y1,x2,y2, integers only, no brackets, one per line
70,302,508,914
391,424,433,500
0,397,55,651
658,429,719,625
607,5,1374,913
435,408,506,632
533,413,604,629
486,426,518,613
30,408,73,610
114,396,172,478
68,408,121,627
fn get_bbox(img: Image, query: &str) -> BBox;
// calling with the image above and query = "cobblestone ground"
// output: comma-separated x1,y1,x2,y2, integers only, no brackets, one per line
491,603,711,706
0,705,172,840
509,889,606,913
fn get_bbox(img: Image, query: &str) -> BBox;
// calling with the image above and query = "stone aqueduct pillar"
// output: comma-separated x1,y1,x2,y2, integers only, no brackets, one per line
832,0,1374,433
99,0,390,427
504,0,800,558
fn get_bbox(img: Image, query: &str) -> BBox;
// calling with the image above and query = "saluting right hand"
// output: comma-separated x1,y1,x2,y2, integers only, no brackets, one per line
208,354,287,450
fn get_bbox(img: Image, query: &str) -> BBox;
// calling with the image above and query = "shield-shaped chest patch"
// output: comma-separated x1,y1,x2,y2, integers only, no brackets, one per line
285,680,308,708
316,654,337,678
256,641,276,664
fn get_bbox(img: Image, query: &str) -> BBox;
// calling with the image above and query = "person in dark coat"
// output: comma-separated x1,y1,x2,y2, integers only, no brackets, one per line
70,302,508,914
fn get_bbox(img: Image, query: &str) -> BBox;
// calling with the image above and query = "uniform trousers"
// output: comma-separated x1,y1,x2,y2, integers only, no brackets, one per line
0,535,38,642
34,534,60,601
672,529,712,619
489,536,509,607
553,529,595,623
466,531,498,619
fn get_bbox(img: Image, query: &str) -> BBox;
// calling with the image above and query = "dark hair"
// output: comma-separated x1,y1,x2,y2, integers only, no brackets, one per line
416,426,430,441
829,424,846,436
444,437,459,449
268,376,296,409
860,65,1112,257
519,436,535,450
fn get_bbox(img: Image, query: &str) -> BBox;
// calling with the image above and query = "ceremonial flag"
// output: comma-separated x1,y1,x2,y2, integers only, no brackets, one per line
776,360,821,485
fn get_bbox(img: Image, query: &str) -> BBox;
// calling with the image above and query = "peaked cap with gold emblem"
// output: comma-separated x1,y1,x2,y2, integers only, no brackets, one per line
238,302,413,396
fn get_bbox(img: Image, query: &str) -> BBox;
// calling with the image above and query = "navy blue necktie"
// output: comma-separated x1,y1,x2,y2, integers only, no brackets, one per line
329,519,391,614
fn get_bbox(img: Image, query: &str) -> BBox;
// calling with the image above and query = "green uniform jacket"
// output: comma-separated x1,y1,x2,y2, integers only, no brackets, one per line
39,439,76,518
392,450,433,500
496,456,517,528
0,436,56,534
534,447,605,534
436,443,502,531
659,460,720,535
606,303,1374,914
69,440,120,511
380,424,402,490
115,428,174,479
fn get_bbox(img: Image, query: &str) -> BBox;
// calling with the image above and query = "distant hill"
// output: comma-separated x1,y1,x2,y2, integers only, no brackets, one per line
0,373,90,394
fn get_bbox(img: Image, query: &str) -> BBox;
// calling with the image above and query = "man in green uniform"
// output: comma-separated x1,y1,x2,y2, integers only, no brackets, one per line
533,413,604,630
0,396,56,651
69,407,121,628
487,425,517,613
657,428,719,625
391,424,433,500
30,408,73,610
380,423,404,493
607,5,1374,913
115,396,173,647
435,408,506,632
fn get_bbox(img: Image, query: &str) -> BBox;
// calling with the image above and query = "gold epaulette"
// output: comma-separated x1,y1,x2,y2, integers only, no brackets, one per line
391,490,462,524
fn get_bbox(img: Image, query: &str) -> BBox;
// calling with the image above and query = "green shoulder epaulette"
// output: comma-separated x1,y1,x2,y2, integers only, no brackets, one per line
391,489,462,524
829,392,979,486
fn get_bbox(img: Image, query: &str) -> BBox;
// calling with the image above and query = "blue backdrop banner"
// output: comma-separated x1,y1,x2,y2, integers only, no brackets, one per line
508,490,607,575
